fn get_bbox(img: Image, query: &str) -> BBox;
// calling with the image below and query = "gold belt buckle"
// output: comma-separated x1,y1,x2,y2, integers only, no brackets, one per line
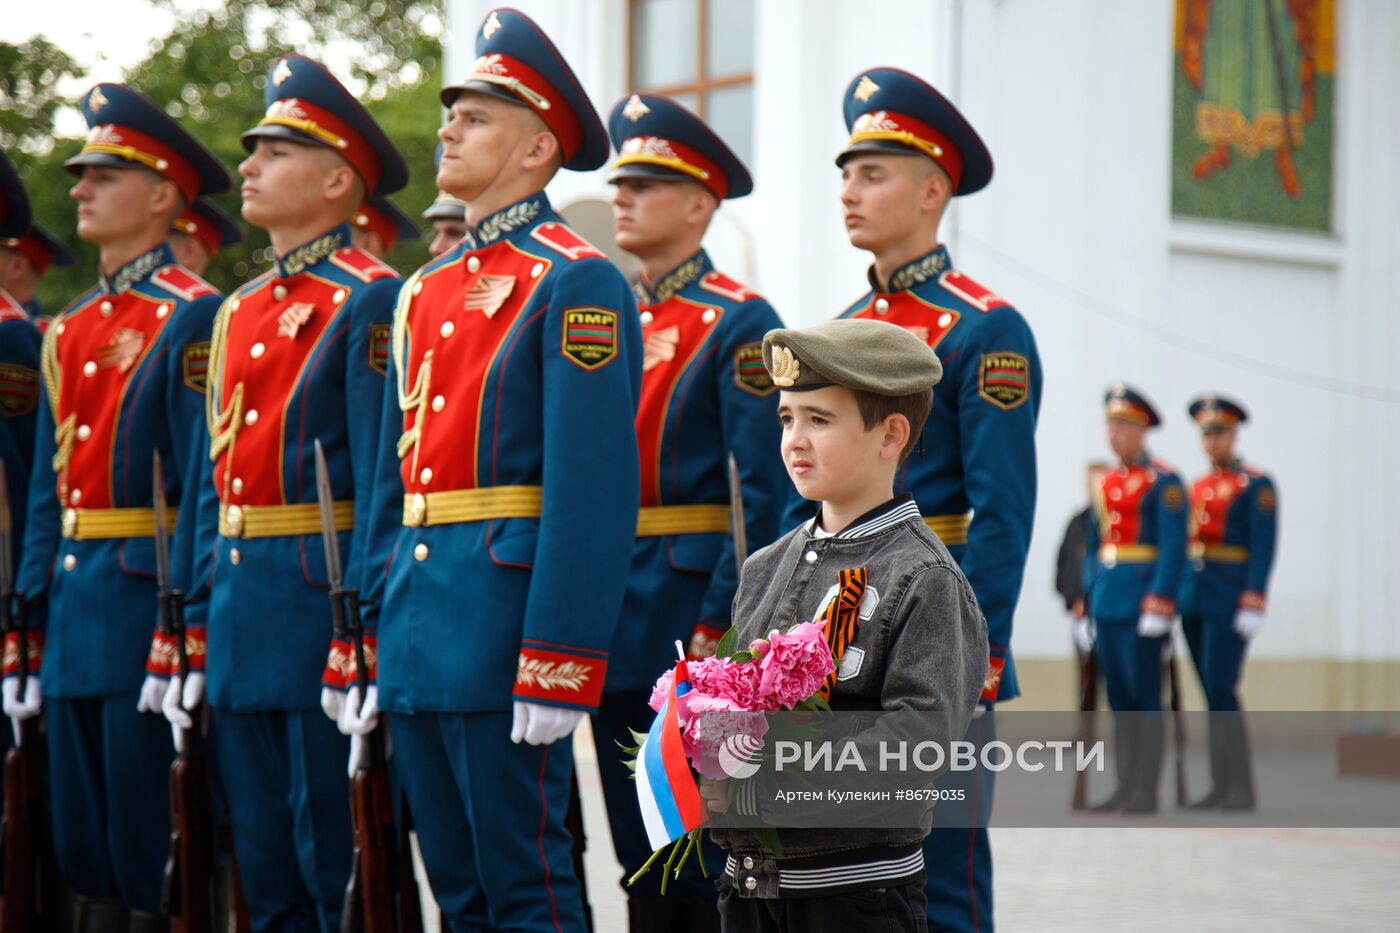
62,508,77,539
226,504,244,538
406,493,427,527
1101,544,1117,569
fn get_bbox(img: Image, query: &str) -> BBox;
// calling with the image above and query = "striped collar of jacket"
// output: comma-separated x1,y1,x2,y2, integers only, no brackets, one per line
808,494,920,540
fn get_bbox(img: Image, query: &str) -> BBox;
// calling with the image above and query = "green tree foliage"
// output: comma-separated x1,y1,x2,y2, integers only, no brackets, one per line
12,0,444,313
1,37,92,315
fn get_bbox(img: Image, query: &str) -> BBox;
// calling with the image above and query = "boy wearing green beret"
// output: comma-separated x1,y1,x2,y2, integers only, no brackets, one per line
703,318,988,931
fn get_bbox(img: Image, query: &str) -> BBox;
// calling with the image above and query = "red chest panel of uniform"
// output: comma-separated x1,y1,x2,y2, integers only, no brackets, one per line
214,275,348,505
1098,465,1158,546
635,296,722,506
55,293,173,507
850,291,960,350
401,242,548,491
1189,470,1248,545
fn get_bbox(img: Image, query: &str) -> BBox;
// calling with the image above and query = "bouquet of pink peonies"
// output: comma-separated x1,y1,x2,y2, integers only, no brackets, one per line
624,622,836,889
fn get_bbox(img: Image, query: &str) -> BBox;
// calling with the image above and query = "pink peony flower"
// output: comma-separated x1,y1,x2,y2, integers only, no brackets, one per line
756,621,835,709
683,711,769,780
647,667,676,713
690,656,762,711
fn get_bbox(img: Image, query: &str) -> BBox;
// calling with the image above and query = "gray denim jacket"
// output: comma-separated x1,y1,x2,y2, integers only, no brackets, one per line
710,495,989,859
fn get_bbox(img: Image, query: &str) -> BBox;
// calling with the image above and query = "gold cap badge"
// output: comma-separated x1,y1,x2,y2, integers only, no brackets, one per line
853,75,880,102
622,94,651,122
770,345,800,387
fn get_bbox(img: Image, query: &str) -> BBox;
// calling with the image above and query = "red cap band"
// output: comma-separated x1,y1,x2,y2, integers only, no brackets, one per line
258,97,383,193
172,210,221,258
848,109,964,189
2,233,54,276
81,124,201,203
352,204,399,253
459,53,583,161
613,135,728,199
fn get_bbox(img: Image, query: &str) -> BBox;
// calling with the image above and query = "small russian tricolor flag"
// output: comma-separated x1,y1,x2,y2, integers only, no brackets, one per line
635,658,708,850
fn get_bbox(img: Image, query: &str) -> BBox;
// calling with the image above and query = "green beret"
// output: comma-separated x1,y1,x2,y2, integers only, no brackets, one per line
762,319,942,396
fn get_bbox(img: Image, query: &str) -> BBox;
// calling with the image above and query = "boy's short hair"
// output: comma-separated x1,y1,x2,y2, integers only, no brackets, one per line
853,387,934,466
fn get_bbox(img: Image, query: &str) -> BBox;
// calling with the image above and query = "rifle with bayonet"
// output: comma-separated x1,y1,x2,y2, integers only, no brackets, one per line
315,440,417,933
154,450,215,933
727,452,748,576
1,459,47,932
1071,645,1098,811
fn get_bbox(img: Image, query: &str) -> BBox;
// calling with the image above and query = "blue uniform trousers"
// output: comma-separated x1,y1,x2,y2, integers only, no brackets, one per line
923,711,995,932
389,710,583,933
1181,614,1247,711
46,693,173,913
1096,622,1167,712
211,708,353,933
593,690,723,902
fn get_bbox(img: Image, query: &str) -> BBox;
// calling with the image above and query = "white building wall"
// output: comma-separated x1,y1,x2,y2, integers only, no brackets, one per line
443,0,1400,668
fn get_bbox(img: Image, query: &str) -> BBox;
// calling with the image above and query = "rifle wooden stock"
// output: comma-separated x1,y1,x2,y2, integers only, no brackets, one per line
2,594,46,933
2,719,43,932
342,741,397,933
163,752,214,933
1071,648,1098,811
160,591,215,933
1167,651,1189,808
339,591,418,933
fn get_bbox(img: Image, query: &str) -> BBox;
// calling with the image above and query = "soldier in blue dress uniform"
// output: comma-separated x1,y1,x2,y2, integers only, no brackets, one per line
0,160,80,326
158,54,407,931
169,197,244,277
4,82,229,930
798,66,1042,932
352,9,641,931
599,92,788,931
1179,394,1275,810
1078,385,1188,814
0,151,46,571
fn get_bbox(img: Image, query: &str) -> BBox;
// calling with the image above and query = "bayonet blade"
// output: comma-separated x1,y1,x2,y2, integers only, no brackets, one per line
152,450,171,590
313,439,343,592
0,459,13,595
727,451,748,575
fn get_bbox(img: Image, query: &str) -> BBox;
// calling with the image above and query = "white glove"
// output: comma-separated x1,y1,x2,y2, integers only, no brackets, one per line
1073,617,1095,654
137,674,169,714
1137,612,1173,638
321,686,345,724
162,672,205,732
338,684,379,737
1234,608,1266,639
509,701,585,746
3,676,42,744
347,724,393,778
3,676,42,721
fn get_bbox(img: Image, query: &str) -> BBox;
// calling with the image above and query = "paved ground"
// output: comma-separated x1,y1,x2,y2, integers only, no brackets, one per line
409,720,1400,931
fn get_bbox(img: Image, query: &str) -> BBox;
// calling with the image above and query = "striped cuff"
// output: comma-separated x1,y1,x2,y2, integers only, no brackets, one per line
1239,591,1267,612
2,631,43,677
980,654,1006,703
514,642,608,710
145,629,207,676
322,637,377,689
1141,594,1176,617
688,622,727,660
